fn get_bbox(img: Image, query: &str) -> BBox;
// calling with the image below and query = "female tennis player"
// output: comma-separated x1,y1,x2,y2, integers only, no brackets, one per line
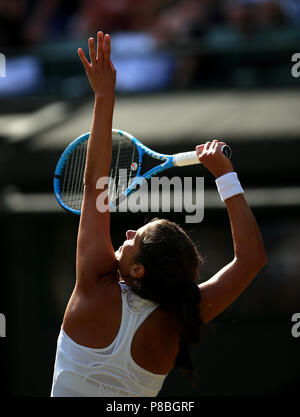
51,32,267,397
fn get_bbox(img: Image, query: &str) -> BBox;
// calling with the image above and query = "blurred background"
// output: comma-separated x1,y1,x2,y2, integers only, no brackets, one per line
0,0,300,397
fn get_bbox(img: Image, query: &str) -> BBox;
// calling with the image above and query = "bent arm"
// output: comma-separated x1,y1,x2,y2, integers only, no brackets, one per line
198,193,267,324
196,141,267,324
76,33,117,290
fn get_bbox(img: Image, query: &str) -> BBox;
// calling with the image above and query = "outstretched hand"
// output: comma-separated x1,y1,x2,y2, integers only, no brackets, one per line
78,31,116,98
195,140,233,178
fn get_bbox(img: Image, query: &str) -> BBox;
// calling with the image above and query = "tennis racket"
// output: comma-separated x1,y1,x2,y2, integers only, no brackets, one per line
54,129,231,214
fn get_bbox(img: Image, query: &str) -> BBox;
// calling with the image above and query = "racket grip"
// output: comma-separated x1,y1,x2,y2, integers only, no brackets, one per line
173,145,232,167
173,151,201,167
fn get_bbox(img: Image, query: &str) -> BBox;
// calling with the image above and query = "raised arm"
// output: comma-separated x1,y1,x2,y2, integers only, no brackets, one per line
196,140,267,324
76,32,117,290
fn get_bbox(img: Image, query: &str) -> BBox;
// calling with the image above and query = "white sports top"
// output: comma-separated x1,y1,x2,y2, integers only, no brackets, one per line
51,282,168,397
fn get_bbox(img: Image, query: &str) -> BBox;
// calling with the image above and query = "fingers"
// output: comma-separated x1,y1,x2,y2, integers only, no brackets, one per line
97,31,104,61
213,140,228,156
78,48,90,72
78,32,115,94
196,140,228,157
212,139,219,152
195,144,205,157
204,141,213,153
196,141,212,158
88,37,96,64
104,33,111,62
83,32,111,64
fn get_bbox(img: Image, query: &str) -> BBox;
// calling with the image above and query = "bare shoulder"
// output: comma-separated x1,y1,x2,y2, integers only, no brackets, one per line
62,275,122,348
131,307,182,375
155,308,182,342
155,308,182,359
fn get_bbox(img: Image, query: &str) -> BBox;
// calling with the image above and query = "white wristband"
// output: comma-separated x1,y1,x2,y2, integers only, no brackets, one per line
215,172,244,202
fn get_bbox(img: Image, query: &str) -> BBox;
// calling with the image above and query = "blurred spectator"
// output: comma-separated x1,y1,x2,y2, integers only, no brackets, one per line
0,0,82,47
148,0,212,89
68,0,131,37
279,0,300,22
206,0,291,45
23,0,82,44
68,0,163,38
23,0,60,44
1,0,296,48
223,0,260,37
256,0,289,29
126,0,163,32
1,0,298,93
0,0,27,47
150,0,210,47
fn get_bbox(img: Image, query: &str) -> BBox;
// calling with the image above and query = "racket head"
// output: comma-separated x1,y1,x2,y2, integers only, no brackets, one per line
53,129,142,214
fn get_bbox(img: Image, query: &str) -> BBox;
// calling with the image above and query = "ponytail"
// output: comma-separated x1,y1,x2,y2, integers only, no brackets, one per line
173,282,203,386
131,218,205,385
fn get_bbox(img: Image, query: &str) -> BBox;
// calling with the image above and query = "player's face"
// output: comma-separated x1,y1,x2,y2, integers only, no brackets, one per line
115,223,155,281
115,227,144,279
115,229,139,262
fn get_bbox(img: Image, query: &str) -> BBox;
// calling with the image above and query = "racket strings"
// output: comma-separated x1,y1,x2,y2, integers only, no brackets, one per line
60,134,139,210
109,135,139,202
61,141,87,210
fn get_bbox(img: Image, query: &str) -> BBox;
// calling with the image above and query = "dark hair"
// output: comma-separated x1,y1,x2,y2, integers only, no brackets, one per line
130,218,204,385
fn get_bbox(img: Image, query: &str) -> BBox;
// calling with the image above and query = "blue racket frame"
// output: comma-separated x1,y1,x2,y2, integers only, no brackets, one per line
54,132,89,215
54,129,175,215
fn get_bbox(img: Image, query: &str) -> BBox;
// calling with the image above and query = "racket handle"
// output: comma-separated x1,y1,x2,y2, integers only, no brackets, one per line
173,145,232,167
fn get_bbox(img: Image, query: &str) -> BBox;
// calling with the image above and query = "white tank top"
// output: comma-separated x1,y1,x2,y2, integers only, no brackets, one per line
51,282,168,397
